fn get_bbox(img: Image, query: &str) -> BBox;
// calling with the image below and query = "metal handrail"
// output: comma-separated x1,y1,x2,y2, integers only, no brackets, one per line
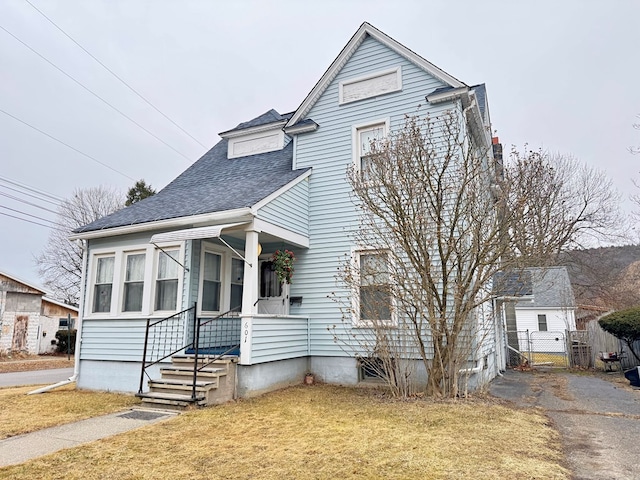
190,306,241,399
138,305,195,395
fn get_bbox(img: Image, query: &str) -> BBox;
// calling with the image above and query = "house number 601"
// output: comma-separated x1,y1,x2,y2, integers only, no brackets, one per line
243,322,249,343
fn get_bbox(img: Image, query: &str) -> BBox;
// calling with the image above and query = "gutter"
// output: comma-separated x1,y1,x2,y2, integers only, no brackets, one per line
28,240,88,395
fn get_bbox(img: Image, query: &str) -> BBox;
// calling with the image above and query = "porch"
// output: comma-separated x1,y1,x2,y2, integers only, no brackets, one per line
136,305,310,407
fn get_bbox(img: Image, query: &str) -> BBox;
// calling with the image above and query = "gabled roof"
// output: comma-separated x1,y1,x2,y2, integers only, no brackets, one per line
42,296,79,313
76,110,309,233
286,22,467,128
0,271,47,295
524,267,575,309
230,109,293,133
495,267,575,309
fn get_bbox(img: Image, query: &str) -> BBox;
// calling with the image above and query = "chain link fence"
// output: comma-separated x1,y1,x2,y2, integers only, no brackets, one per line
506,330,568,367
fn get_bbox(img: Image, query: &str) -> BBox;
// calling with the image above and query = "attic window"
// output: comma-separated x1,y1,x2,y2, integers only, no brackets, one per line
339,67,402,105
227,129,285,159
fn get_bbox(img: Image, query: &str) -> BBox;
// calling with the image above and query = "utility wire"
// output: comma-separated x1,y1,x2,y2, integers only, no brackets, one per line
0,210,67,232
0,107,136,181
0,23,192,162
24,0,207,149
0,190,60,215
0,182,64,208
0,204,62,227
0,174,65,203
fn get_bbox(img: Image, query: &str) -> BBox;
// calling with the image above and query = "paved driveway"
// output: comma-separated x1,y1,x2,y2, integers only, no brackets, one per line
491,370,640,480
0,368,74,388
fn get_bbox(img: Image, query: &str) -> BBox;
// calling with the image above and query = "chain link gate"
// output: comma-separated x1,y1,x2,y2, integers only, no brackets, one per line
506,330,569,367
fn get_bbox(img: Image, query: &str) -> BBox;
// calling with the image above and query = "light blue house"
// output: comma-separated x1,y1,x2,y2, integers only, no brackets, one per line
70,22,500,405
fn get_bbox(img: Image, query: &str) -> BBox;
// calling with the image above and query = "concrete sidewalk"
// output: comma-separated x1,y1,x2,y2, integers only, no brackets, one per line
0,408,178,467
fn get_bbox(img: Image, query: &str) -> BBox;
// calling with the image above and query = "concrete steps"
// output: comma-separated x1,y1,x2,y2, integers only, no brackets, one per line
138,355,237,409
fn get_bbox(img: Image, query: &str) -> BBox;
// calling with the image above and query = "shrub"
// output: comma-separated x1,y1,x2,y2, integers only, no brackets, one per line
55,329,77,355
599,307,640,363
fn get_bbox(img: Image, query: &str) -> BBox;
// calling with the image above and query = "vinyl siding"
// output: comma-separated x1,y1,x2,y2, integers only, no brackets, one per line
256,178,309,236
292,35,457,356
250,315,309,363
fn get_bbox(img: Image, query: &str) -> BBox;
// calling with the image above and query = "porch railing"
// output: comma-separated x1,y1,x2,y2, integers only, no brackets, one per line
138,303,242,399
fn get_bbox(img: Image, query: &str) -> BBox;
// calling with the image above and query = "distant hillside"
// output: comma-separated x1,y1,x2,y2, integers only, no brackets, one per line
560,244,640,308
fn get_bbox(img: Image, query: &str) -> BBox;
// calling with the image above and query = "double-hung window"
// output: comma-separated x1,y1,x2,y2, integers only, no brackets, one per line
202,251,222,312
155,249,180,311
358,251,392,325
537,314,548,332
358,123,386,178
93,256,114,313
122,253,145,312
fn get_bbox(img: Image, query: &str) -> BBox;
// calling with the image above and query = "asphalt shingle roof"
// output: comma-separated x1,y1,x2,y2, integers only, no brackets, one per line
76,117,308,233
228,109,294,133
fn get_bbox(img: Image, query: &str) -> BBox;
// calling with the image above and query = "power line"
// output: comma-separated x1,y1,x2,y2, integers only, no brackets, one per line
0,107,136,181
0,22,193,162
0,210,66,232
0,204,62,227
0,190,60,215
0,174,65,203
0,181,64,208
24,0,207,149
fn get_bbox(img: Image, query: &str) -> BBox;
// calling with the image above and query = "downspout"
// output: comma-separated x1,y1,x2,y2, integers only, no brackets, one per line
28,239,88,395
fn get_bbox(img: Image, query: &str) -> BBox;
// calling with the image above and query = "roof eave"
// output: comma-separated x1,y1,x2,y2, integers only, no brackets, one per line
219,120,288,139
69,208,254,241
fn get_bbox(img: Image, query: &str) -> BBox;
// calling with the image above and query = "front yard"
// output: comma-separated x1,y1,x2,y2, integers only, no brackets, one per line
0,384,569,479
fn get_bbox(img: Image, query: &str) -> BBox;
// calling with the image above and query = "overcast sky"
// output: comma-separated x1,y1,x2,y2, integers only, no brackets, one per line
1,0,639,288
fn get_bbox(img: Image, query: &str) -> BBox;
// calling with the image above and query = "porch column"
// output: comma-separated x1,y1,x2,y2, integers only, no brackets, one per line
240,229,259,365
242,229,259,315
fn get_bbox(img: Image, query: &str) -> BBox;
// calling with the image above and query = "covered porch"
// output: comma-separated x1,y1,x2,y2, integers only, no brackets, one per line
137,219,311,406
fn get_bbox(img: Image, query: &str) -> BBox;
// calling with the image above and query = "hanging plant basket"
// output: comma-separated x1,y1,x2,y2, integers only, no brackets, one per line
272,249,295,284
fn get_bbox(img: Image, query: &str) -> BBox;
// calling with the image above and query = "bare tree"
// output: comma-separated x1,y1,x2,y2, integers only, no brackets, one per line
35,186,123,305
332,111,622,398
505,148,622,266
332,111,504,398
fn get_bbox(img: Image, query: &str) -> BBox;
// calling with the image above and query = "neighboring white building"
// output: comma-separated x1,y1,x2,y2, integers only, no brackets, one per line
497,267,576,357
0,271,78,355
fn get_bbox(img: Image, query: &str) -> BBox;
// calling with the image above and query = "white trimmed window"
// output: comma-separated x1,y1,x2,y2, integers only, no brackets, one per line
353,120,389,179
92,255,114,313
230,257,244,311
355,250,393,325
122,252,145,312
202,251,222,313
155,249,180,311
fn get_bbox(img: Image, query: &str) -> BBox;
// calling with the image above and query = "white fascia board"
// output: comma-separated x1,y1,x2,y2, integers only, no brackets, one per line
283,121,319,135
252,218,309,249
219,120,287,139
251,169,312,213
68,208,253,241
426,86,470,104
286,22,466,128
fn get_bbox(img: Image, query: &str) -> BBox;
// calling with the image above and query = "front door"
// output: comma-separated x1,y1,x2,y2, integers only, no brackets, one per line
258,260,288,315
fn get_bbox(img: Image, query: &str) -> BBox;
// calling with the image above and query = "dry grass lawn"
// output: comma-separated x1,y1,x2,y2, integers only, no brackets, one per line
0,385,569,480
0,354,74,373
0,384,139,439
